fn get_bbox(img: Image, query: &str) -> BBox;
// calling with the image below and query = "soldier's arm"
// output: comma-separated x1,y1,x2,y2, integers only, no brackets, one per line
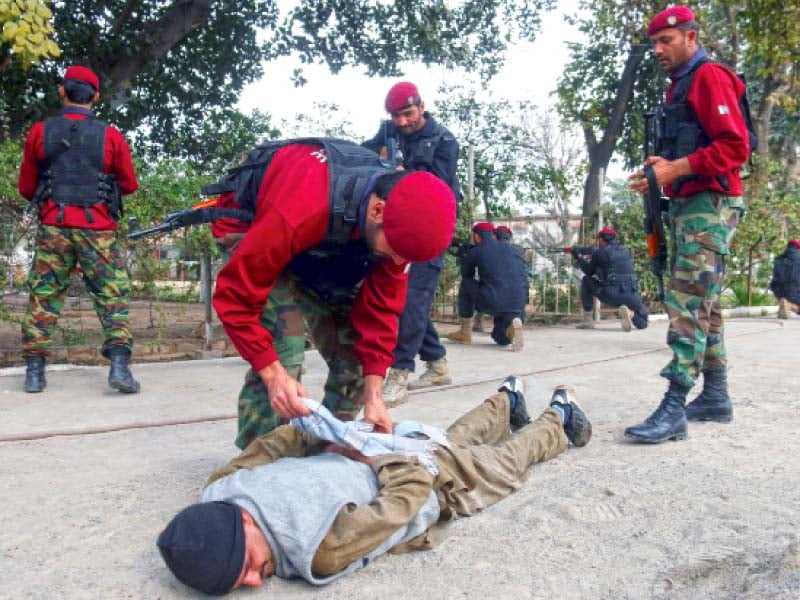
107,127,139,195
206,425,324,484
460,245,478,279
311,454,435,576
18,122,44,200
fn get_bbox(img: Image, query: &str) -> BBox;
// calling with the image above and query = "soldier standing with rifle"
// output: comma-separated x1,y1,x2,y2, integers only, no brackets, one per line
363,82,461,407
627,6,751,443
18,66,140,394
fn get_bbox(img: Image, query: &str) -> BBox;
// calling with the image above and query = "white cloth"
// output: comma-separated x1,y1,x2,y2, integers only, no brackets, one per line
291,398,449,475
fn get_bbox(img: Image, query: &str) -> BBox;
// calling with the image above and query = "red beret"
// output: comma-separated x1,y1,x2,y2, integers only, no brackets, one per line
384,172,456,263
647,6,696,36
64,66,100,91
385,81,421,113
789,240,800,249
599,227,617,238
472,221,494,234
495,225,513,236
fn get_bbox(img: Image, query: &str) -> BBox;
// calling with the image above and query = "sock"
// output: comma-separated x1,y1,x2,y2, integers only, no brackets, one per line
550,401,572,425
505,390,519,413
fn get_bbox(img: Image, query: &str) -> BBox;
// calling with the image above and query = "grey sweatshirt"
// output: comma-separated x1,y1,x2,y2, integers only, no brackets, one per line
202,451,440,585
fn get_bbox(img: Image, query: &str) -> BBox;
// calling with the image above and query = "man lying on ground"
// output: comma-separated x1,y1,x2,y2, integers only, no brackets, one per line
157,376,592,594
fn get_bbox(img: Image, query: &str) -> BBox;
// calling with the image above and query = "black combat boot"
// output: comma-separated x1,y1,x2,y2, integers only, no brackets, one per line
24,356,47,393
684,369,732,422
107,347,140,393
624,381,691,443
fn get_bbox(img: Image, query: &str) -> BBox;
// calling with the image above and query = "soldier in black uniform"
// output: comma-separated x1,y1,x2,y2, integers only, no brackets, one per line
573,228,648,331
770,239,800,319
447,222,527,351
363,81,461,406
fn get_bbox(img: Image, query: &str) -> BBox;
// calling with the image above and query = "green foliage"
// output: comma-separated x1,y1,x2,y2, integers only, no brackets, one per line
0,0,59,69
1,0,555,159
726,283,772,307
530,276,576,313
278,1,555,80
123,157,214,289
134,108,282,173
0,128,32,289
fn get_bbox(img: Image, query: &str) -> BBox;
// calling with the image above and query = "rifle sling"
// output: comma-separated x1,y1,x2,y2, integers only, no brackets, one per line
643,164,660,203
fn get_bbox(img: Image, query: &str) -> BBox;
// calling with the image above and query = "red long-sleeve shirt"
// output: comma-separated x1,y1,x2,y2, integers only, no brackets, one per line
212,144,409,377
666,61,750,197
18,112,139,230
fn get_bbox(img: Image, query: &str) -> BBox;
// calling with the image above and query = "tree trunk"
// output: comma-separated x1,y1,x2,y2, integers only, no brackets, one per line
753,73,783,182
105,0,215,109
580,43,648,220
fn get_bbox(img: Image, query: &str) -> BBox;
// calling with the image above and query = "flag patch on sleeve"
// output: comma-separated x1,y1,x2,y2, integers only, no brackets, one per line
718,105,730,115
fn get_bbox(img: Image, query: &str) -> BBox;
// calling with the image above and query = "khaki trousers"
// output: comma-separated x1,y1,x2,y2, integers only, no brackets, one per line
434,393,568,519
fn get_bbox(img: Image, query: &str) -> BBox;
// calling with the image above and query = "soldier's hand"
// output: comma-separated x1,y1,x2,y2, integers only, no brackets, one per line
360,374,393,433
258,361,311,419
629,156,692,193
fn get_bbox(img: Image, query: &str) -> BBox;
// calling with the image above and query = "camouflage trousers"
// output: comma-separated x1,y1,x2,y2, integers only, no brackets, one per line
22,225,132,359
235,274,364,449
661,192,744,388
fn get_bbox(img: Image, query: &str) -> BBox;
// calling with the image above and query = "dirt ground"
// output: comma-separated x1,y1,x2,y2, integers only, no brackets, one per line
1,317,798,599
0,291,239,367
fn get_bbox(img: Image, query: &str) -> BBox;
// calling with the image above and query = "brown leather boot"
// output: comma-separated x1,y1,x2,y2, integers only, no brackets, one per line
382,368,410,407
446,318,473,344
576,311,595,329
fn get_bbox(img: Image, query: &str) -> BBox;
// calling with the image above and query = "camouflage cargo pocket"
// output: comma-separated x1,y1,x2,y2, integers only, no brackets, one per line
670,192,744,256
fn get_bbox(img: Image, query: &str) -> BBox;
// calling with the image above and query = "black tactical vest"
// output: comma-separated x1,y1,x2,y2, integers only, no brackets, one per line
39,110,121,222
204,137,393,245
599,242,637,288
658,57,757,192
203,138,395,304
400,123,447,170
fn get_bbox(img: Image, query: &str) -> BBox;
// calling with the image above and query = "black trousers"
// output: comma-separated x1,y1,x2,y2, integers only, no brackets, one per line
580,276,647,316
393,261,446,371
458,279,520,346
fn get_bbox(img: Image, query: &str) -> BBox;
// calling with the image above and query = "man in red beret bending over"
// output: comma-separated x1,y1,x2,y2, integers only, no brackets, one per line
212,140,456,447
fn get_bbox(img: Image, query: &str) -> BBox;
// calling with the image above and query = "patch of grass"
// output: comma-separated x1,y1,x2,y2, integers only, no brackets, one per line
727,283,773,307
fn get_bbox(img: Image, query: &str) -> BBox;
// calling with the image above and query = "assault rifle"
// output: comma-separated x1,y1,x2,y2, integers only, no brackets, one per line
550,246,595,256
643,110,668,302
127,197,253,240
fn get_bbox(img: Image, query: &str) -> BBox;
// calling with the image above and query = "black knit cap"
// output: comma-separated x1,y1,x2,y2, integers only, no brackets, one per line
157,501,245,596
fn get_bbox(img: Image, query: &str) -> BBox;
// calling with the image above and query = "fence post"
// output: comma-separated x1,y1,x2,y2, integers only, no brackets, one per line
200,252,213,351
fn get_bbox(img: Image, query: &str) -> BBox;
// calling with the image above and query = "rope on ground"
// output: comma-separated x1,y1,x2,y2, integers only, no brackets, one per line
0,320,783,443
